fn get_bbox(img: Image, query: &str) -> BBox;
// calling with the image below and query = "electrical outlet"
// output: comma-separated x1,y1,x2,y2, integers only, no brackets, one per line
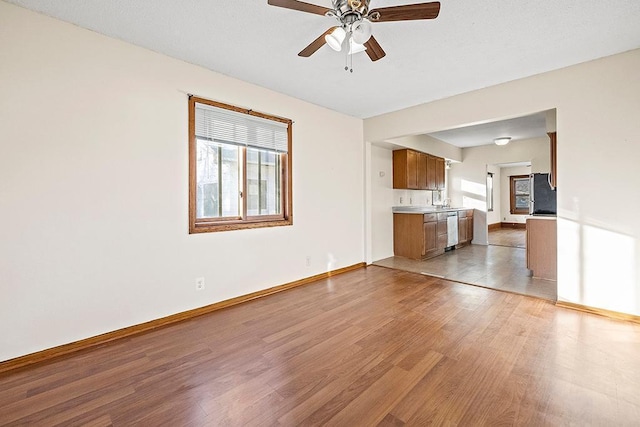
410,197,413,205
400,197,403,204
305,256,311,267
195,277,205,291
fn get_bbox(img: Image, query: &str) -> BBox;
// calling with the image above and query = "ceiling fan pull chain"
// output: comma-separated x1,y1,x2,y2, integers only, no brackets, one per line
349,48,353,73
344,31,349,72
344,48,348,71
342,30,353,73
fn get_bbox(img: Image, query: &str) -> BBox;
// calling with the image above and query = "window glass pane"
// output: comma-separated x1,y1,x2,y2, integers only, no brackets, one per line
196,139,219,218
221,144,240,217
196,140,239,218
246,149,259,216
486,172,494,212
262,151,280,215
246,148,281,216
515,196,530,209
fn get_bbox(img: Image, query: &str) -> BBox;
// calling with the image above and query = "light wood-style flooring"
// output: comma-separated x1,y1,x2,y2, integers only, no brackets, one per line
489,227,526,248
1,266,638,426
375,244,557,301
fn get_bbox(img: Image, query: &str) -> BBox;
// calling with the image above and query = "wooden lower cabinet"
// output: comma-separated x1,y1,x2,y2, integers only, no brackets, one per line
423,221,438,258
436,215,448,250
458,217,468,243
395,209,474,260
394,213,443,260
457,209,474,247
526,217,557,280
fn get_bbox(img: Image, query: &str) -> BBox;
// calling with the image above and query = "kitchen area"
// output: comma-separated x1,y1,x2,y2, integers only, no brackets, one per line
371,112,558,301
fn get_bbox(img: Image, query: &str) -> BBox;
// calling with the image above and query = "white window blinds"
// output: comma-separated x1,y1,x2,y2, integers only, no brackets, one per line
195,102,289,153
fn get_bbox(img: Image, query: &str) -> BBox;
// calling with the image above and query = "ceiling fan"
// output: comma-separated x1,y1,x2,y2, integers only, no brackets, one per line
267,0,441,66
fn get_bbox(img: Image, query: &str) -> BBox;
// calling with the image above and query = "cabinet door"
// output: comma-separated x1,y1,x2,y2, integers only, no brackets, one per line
393,149,419,189
426,155,437,190
423,221,437,256
467,212,473,243
406,150,418,189
435,157,445,190
458,216,468,243
417,152,428,190
437,220,448,249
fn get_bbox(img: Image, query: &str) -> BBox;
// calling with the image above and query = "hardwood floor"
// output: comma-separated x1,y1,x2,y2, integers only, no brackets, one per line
489,227,526,248
375,245,557,301
1,266,639,426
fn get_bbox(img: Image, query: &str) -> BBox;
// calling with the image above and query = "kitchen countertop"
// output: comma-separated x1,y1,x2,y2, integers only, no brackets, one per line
392,206,473,214
526,215,557,220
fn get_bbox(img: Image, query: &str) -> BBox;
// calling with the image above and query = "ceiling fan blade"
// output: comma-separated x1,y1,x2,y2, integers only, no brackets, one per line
369,2,440,22
364,36,386,61
298,27,337,57
267,0,331,16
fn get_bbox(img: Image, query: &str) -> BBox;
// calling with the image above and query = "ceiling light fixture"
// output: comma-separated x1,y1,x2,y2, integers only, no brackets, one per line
268,0,442,68
351,19,372,44
325,27,346,51
325,26,367,54
494,137,511,146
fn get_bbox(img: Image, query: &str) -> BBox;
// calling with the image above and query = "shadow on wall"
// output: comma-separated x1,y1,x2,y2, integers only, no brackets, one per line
559,216,639,316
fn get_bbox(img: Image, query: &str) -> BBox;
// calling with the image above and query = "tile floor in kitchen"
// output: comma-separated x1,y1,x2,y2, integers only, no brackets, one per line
374,228,557,301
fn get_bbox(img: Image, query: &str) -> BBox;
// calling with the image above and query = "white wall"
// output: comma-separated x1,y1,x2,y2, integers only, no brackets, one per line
0,3,365,362
370,145,394,261
500,166,533,224
365,48,640,316
446,138,550,244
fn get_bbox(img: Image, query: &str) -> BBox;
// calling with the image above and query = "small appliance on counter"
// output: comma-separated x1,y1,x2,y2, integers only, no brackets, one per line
529,173,557,215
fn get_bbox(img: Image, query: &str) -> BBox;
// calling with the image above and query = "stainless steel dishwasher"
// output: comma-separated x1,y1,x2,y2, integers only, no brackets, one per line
446,212,459,248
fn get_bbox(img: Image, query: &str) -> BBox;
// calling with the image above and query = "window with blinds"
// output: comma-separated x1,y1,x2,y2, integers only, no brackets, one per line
188,96,292,233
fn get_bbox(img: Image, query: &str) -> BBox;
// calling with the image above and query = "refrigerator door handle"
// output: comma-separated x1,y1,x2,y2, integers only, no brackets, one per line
529,175,535,215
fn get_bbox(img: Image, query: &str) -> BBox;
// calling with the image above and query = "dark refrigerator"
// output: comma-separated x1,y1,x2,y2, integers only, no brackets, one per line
529,173,557,215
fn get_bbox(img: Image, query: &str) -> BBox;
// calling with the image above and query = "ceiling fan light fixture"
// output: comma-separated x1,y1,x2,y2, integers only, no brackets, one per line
325,27,346,51
351,19,372,44
494,137,511,146
349,39,366,54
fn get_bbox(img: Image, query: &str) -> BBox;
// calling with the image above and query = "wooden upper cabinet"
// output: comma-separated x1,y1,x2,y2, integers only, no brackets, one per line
435,157,445,190
394,149,446,191
393,149,418,189
426,155,436,190
417,152,428,190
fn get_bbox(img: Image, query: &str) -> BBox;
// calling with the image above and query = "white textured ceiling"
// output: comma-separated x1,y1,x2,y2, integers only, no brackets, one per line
428,111,548,147
6,0,640,119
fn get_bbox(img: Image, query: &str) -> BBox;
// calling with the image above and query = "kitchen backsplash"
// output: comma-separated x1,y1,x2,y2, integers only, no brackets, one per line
393,189,440,206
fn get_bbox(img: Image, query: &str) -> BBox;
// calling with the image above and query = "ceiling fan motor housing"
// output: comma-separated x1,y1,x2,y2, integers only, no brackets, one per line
332,0,369,19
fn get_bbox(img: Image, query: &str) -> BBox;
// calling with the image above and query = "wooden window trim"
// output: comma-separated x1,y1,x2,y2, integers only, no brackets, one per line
188,96,293,233
510,175,530,215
